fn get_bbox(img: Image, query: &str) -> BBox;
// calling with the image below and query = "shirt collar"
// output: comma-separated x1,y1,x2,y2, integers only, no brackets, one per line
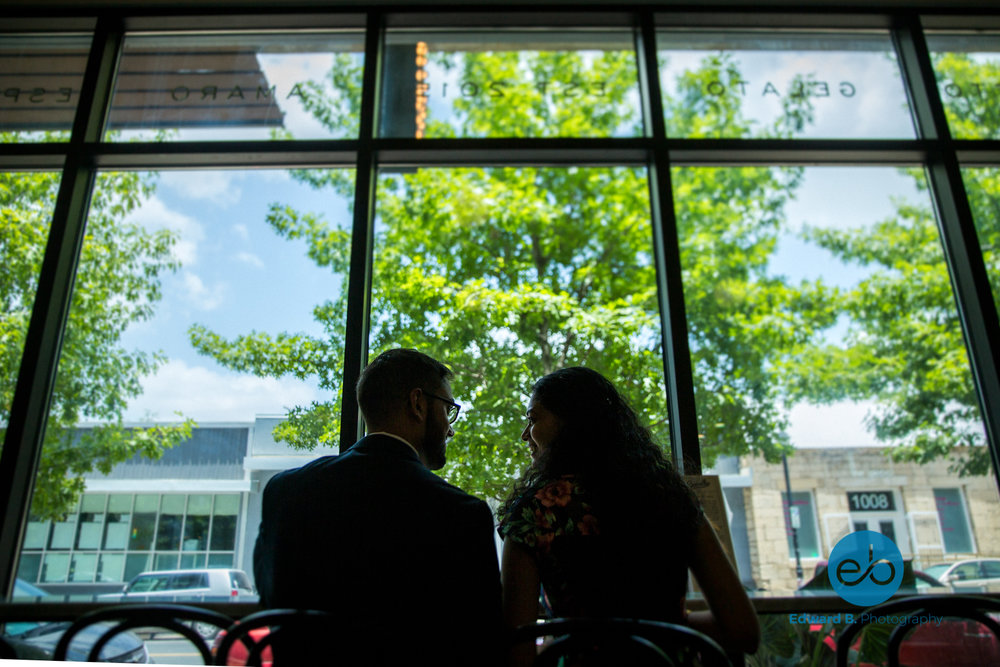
367,431,421,459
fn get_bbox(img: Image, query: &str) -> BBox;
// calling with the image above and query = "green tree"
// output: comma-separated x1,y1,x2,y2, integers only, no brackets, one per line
191,49,835,496
1,158,193,518
793,53,1000,476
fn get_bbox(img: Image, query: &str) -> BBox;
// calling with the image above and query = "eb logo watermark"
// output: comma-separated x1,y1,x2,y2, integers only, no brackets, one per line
828,530,903,606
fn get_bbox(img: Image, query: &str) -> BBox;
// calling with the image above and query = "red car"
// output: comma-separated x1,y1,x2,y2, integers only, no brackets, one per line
212,626,273,667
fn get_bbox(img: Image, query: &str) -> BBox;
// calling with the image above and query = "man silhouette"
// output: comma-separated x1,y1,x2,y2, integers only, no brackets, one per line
253,348,502,665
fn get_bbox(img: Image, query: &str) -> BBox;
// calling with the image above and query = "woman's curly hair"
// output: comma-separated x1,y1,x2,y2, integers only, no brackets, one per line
498,367,701,543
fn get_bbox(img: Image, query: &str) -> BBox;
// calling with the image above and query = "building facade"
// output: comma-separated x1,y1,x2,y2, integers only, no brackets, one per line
16,420,1000,599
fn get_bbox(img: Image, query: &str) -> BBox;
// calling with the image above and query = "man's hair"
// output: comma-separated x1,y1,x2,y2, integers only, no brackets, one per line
356,348,453,426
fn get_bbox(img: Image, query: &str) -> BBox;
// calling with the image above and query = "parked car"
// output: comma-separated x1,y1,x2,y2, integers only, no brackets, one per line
212,626,273,667
796,560,947,595
3,579,150,662
100,568,258,603
924,558,1000,591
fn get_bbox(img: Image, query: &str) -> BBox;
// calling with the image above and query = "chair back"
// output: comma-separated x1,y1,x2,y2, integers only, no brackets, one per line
212,608,336,666
835,594,1000,667
509,617,733,667
0,636,17,659
52,603,233,663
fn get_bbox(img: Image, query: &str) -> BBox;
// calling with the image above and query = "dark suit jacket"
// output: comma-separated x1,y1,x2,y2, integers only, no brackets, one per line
253,434,502,666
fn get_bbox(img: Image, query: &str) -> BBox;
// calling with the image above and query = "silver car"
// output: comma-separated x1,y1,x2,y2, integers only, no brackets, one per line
924,558,1000,591
101,568,258,603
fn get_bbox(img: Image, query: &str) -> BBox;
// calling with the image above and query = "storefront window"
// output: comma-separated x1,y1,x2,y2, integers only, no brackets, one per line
3,10,1000,622
657,30,915,139
677,165,996,592
0,34,91,142
107,31,365,141
380,29,641,138
926,32,1000,140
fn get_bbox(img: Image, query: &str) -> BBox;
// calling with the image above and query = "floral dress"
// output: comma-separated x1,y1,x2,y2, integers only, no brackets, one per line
499,475,690,622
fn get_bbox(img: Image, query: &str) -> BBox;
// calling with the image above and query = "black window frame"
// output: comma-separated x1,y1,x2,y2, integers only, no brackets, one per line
1,3,999,600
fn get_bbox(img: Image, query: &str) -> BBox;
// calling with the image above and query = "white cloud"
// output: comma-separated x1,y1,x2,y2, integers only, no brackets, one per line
181,272,226,311
232,223,250,241
236,251,264,269
125,359,320,422
126,196,203,265
786,400,879,448
257,53,341,139
161,170,241,208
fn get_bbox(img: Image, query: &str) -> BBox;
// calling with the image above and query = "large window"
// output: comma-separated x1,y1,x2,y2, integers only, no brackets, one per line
2,6,1000,624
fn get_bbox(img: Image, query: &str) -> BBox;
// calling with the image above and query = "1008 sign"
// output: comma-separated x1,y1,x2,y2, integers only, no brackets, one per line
847,491,895,512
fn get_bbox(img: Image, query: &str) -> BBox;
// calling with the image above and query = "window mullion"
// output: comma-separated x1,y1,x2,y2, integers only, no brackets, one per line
338,11,383,451
0,16,124,599
636,11,702,474
893,16,1000,495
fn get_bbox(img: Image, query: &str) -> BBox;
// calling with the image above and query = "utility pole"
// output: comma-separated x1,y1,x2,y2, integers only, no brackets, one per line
783,452,804,585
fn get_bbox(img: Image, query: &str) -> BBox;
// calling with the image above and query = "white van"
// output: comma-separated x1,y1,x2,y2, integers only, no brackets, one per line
101,569,258,603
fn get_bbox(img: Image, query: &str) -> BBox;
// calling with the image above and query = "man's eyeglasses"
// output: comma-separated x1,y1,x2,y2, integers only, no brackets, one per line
424,391,461,424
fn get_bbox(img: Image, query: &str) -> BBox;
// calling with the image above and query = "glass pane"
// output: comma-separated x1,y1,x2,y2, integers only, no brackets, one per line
381,30,641,138
934,488,974,553
76,493,105,549
98,553,124,582
926,32,1000,139
210,494,239,551
104,495,132,550
75,516,103,549
657,30,914,139
69,553,97,582
0,34,90,141
183,495,211,551
208,553,234,568
23,518,50,549
49,514,77,550
783,491,819,559
129,497,157,551
107,494,132,513
80,493,106,513
108,32,364,141
961,167,1000,313
103,509,131,550
156,496,184,551
371,166,667,495
41,553,70,583
16,553,41,583
1,171,59,445
154,552,178,570
124,553,151,581
675,166,999,594
180,552,206,569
